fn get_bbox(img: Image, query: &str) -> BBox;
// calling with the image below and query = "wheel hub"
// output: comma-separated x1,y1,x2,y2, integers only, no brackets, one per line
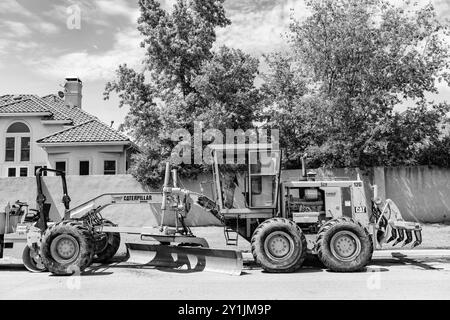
264,231,294,260
50,234,80,264
330,230,361,261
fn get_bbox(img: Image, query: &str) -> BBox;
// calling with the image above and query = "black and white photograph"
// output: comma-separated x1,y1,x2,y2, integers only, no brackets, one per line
0,0,450,308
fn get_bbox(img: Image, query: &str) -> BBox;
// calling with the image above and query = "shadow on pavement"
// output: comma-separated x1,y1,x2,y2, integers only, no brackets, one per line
0,264,26,272
374,252,444,270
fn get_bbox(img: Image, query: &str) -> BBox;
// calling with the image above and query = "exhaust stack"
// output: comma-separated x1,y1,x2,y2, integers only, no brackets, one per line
301,153,308,178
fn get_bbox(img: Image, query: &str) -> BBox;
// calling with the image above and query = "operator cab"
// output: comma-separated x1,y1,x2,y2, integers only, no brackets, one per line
208,144,281,216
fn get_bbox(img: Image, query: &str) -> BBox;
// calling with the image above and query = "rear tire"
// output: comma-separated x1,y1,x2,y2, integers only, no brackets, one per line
251,218,307,273
316,217,373,272
93,220,121,263
40,220,94,275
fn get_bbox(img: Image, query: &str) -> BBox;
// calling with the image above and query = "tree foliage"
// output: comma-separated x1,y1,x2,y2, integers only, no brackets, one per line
105,0,260,186
262,0,450,169
107,0,450,187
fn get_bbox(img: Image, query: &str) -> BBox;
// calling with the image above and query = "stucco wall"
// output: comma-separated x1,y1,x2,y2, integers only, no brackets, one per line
375,166,450,223
0,116,128,177
44,144,127,175
0,116,65,176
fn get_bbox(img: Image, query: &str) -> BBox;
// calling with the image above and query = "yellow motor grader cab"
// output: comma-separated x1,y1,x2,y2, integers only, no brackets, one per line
192,144,423,272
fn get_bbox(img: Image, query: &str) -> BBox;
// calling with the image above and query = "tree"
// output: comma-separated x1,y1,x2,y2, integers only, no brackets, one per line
262,0,450,169
105,0,261,186
193,46,260,131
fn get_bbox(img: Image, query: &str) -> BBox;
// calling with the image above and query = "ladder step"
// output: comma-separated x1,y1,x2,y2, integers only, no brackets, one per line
224,227,239,246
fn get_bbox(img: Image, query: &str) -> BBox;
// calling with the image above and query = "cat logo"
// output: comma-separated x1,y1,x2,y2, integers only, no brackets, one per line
123,194,152,201
355,206,367,213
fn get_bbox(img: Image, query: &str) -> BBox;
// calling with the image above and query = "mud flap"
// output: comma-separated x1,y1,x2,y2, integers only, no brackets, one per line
125,243,243,276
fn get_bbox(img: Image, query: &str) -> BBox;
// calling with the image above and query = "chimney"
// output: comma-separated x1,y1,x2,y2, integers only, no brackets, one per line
64,77,82,108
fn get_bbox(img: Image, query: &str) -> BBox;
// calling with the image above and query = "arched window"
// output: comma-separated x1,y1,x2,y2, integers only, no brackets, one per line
7,122,30,133
5,122,31,162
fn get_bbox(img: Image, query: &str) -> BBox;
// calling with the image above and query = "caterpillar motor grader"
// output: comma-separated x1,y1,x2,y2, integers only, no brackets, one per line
170,143,423,272
1,167,243,275
1,144,422,275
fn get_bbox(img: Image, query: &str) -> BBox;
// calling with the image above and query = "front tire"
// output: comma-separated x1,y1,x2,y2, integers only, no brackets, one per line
316,217,373,272
40,220,94,275
93,220,121,263
251,218,307,273
22,246,46,272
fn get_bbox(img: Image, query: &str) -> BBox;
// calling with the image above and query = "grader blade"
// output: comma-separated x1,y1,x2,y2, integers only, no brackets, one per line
125,243,243,276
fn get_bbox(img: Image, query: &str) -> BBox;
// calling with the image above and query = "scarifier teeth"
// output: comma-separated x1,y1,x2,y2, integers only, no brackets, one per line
412,230,422,248
387,228,398,243
392,229,405,246
402,230,413,246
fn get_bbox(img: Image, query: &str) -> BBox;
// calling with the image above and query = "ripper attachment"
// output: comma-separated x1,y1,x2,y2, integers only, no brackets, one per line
372,199,422,248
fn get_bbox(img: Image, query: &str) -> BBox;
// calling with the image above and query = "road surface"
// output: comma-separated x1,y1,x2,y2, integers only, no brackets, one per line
1,249,450,300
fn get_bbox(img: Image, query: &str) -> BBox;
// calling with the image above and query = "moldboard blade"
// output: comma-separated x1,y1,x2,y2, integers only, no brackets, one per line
125,242,243,276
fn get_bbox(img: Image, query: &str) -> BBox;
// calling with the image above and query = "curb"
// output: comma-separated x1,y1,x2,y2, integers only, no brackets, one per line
243,250,450,262
373,249,450,259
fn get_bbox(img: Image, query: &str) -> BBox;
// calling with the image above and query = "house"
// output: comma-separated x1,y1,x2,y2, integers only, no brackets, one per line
0,78,131,177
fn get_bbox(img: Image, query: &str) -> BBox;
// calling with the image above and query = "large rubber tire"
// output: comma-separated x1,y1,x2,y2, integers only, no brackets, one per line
94,220,121,263
316,217,373,272
40,220,95,275
251,218,307,273
22,246,46,273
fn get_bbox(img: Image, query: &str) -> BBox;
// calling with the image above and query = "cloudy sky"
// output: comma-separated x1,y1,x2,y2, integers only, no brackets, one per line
0,0,449,128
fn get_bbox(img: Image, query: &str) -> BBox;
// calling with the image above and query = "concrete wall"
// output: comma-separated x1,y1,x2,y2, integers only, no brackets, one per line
1,166,449,229
374,166,450,223
0,174,221,228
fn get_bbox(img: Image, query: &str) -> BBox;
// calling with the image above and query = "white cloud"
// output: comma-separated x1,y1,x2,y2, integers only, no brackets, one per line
0,0,33,17
216,0,309,56
95,0,140,23
1,20,32,37
28,28,145,81
34,21,61,35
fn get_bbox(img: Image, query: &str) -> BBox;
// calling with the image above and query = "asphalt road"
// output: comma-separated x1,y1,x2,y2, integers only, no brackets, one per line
1,249,450,300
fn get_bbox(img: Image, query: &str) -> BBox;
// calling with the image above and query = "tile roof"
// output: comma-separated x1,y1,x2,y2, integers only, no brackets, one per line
0,94,37,105
0,93,127,144
0,98,51,114
41,94,96,125
37,119,130,144
30,96,72,122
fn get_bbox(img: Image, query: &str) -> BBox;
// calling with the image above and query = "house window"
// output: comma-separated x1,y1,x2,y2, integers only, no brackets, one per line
5,122,30,163
20,167,28,177
55,161,66,175
7,168,16,177
20,137,30,161
34,166,47,176
7,122,30,133
79,161,89,176
104,160,116,175
5,137,15,162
